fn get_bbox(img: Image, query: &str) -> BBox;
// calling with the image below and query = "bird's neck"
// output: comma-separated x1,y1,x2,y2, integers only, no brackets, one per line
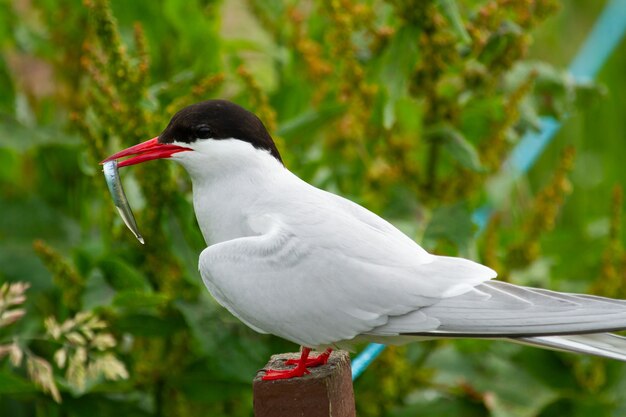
181,143,289,246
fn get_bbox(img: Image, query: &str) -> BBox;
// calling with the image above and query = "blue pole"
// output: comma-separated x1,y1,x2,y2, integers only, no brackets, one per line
350,343,386,379
351,0,626,381
569,0,626,81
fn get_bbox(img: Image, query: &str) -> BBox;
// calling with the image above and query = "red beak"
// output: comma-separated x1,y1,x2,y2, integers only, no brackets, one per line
100,137,192,167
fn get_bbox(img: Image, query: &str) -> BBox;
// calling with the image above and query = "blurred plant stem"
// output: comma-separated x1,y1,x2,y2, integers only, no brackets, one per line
506,146,575,272
33,240,85,315
592,185,626,298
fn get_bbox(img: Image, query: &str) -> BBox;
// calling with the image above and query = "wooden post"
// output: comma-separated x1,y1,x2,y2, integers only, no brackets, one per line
253,350,356,417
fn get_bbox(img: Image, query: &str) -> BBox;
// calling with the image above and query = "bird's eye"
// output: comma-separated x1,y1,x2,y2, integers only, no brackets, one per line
195,126,213,139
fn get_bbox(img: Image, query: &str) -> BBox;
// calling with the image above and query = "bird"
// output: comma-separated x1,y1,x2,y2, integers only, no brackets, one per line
102,99,626,381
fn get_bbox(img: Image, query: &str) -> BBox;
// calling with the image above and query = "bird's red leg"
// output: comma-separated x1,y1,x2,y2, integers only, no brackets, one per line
285,348,332,367
262,347,312,381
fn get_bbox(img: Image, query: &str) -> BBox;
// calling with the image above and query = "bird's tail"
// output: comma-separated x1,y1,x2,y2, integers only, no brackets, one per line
514,333,626,361
371,280,626,361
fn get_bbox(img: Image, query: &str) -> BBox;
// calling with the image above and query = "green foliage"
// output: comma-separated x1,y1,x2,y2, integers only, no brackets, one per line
1,0,626,416
0,283,127,403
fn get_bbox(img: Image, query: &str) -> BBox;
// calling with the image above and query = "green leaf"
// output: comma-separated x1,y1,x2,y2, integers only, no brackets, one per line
0,114,80,153
394,97,424,133
424,203,475,252
375,25,421,129
0,149,18,183
437,0,471,44
424,343,559,417
63,394,152,417
0,2,15,48
443,132,483,172
428,125,484,172
175,296,272,383
170,364,249,403
165,194,206,284
0,243,54,290
174,296,224,355
0,57,15,113
0,370,38,394
162,0,220,74
478,21,523,66
511,348,580,391
82,269,116,310
97,258,151,292
113,291,169,310
460,94,505,142
113,313,186,337
534,391,618,417
391,392,487,417
277,103,346,139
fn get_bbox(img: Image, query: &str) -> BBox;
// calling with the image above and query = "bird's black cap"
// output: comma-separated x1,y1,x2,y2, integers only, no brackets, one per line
158,100,282,163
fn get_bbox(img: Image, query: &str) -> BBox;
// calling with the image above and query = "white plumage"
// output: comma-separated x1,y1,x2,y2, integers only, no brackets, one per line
103,100,626,379
175,138,626,354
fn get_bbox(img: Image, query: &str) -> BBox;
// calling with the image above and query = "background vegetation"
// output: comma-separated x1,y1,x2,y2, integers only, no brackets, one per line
1,0,625,416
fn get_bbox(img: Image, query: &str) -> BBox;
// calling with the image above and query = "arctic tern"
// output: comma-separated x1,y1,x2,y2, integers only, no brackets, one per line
102,99,626,380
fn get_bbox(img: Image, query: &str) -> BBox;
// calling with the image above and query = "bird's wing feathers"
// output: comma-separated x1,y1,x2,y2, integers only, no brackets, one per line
370,280,626,337
199,190,495,347
368,281,626,362
199,216,436,347
198,183,626,360
516,333,626,361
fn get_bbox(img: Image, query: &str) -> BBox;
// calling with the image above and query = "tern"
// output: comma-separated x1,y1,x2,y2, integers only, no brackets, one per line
103,99,626,380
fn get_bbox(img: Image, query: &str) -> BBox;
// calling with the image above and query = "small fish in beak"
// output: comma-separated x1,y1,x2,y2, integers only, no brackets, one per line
101,137,191,244
102,160,144,244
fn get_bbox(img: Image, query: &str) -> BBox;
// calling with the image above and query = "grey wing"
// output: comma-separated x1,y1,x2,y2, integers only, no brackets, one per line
198,223,435,347
198,213,495,347
367,280,626,362
516,333,626,361
370,281,626,337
